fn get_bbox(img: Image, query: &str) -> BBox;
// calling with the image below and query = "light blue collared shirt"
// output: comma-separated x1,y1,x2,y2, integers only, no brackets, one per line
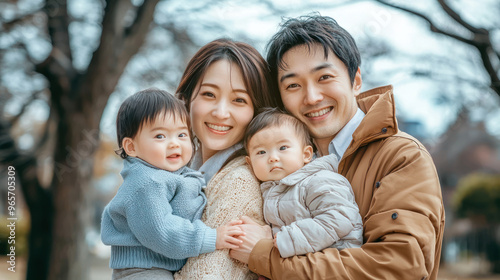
190,142,243,183
326,108,365,160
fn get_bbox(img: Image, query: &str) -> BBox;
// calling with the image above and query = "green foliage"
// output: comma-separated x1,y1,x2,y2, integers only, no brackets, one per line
453,173,500,224
0,215,29,256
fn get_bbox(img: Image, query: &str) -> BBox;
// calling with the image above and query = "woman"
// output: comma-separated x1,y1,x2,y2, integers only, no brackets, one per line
174,38,277,279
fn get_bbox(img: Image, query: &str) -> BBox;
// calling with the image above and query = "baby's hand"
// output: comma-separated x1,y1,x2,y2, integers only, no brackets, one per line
215,220,245,249
273,233,278,249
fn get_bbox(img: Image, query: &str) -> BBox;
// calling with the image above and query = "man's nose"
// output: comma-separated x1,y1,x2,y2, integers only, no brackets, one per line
304,84,323,105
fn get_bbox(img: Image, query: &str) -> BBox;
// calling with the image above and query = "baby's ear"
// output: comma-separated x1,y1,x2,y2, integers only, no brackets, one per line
122,137,137,157
245,156,253,171
303,145,313,164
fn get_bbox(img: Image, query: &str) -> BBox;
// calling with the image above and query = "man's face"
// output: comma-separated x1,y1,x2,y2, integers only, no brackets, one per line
277,43,362,144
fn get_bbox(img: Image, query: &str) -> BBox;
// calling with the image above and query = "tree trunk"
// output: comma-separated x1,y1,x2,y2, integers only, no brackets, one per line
25,188,53,280
12,0,160,278
0,118,54,280
47,113,100,280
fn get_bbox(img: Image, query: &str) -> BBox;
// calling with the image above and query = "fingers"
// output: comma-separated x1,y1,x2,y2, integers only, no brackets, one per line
225,226,245,237
225,236,243,246
240,215,259,225
220,237,242,249
226,220,243,226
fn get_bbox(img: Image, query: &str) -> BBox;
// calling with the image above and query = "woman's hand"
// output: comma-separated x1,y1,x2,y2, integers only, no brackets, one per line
229,216,272,264
216,220,245,249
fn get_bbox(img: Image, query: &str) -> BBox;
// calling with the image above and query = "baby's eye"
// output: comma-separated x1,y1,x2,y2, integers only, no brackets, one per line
279,146,288,151
178,133,188,138
257,150,266,155
155,134,165,139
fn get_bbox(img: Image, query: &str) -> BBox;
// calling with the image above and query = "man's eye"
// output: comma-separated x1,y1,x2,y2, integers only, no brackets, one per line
319,75,332,81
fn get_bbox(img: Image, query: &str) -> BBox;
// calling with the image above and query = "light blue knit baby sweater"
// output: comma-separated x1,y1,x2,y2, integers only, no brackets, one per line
100,157,217,271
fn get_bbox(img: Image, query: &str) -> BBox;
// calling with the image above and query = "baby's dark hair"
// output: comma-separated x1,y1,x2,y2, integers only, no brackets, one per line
115,88,190,159
243,107,313,153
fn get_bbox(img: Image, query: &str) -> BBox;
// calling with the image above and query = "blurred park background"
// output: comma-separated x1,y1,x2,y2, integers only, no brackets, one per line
0,0,499,279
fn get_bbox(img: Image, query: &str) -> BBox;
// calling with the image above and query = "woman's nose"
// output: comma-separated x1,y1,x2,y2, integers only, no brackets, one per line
211,100,230,119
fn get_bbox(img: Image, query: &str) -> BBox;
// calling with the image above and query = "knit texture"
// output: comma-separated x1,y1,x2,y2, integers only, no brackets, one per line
101,157,217,271
175,156,265,280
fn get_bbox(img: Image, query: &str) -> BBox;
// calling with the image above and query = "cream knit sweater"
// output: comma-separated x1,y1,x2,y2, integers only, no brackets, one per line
174,156,264,280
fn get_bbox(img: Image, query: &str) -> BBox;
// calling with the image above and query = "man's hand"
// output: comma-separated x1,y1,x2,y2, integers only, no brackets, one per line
229,216,272,264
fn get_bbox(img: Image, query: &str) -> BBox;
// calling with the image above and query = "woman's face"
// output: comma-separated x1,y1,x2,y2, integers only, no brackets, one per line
190,59,254,162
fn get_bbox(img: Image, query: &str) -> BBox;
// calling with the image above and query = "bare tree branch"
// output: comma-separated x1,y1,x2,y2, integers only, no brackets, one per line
374,0,477,46
437,0,486,35
1,10,43,31
78,0,160,129
45,0,73,64
373,0,500,98
125,0,160,40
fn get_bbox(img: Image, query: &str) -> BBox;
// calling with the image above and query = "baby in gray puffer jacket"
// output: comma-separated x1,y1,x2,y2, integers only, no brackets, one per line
244,108,363,258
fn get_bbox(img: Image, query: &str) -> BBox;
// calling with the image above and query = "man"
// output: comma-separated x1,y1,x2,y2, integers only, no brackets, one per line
230,15,445,280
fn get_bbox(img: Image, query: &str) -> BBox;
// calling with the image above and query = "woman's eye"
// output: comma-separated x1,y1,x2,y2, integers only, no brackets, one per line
234,98,247,104
201,92,215,98
286,83,299,90
279,146,288,151
155,134,165,139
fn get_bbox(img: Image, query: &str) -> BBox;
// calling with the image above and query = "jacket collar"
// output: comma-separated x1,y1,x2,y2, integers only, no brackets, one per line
350,85,398,149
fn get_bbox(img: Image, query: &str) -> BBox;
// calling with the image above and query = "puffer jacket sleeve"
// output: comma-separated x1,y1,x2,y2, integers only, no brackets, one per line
248,142,444,280
275,173,360,258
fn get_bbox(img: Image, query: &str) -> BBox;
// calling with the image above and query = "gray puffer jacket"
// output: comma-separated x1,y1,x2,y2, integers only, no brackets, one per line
261,154,363,258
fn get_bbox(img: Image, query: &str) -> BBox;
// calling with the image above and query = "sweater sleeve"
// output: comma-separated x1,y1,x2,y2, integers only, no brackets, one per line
126,179,217,259
276,173,360,257
248,144,444,280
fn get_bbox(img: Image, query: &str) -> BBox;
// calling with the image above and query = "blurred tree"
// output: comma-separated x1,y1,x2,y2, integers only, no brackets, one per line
453,173,500,224
374,0,500,98
453,173,500,272
0,0,169,279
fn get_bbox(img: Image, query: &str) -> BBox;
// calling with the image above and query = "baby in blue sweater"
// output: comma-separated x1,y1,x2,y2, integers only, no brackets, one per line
101,88,244,280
